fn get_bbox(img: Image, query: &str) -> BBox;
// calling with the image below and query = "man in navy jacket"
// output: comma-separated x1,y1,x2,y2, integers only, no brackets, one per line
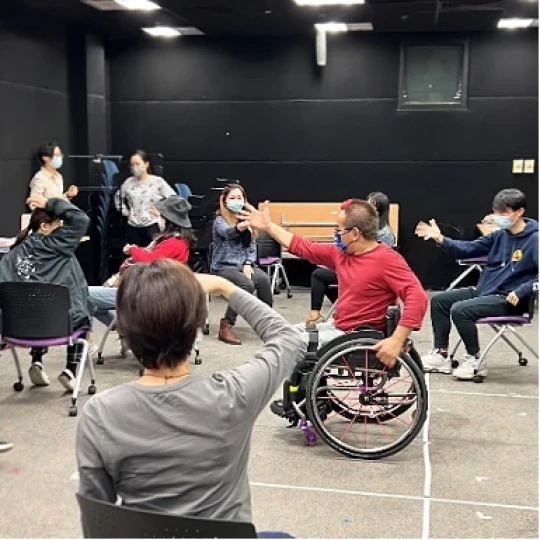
416,188,538,380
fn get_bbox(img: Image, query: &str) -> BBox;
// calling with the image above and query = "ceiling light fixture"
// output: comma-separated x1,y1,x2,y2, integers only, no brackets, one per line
315,22,348,32
142,26,181,37
296,0,364,5
497,18,534,29
115,0,161,10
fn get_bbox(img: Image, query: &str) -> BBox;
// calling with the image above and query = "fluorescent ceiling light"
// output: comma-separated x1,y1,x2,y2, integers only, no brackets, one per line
142,26,181,37
497,18,534,28
315,22,348,32
296,0,364,5
115,0,161,10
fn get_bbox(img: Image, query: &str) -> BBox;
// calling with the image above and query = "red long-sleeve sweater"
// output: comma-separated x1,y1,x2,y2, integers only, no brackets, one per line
129,237,190,264
290,236,428,332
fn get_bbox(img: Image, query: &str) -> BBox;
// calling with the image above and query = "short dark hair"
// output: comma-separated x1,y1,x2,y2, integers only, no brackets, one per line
37,142,59,165
116,259,207,370
492,189,527,212
341,199,379,240
132,149,149,163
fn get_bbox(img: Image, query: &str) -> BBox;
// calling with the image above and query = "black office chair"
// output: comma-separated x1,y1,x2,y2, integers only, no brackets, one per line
76,493,257,539
256,231,292,298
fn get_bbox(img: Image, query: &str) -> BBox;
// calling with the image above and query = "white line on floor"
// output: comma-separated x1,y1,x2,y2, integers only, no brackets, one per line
431,389,538,400
250,482,539,512
421,373,432,539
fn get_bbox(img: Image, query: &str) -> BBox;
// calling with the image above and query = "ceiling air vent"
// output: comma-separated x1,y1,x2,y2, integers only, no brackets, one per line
81,0,126,11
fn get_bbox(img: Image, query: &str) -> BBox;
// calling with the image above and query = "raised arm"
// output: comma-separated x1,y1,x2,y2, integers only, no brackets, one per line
213,215,243,240
28,196,90,256
220,290,303,418
238,203,337,268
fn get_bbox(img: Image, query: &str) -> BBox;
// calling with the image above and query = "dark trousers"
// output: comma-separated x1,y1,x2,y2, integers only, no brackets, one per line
431,287,522,356
126,224,159,247
311,267,338,311
30,331,89,374
215,267,273,325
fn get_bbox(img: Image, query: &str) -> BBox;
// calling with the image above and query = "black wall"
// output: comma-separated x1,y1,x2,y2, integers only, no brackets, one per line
0,3,110,238
0,11,72,236
108,31,538,288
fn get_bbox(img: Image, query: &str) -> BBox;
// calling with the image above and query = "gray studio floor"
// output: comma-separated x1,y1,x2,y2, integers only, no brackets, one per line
0,289,537,539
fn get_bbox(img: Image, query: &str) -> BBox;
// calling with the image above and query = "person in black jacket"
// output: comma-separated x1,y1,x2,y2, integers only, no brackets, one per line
0,195,92,391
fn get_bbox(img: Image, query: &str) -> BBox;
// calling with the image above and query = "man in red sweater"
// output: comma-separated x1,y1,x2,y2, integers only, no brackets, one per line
238,199,428,402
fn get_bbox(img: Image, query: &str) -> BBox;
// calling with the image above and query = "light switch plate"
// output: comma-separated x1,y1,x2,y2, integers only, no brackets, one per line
524,159,535,174
513,159,524,174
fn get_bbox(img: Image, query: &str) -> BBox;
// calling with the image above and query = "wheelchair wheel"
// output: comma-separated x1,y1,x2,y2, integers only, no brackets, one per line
305,335,428,460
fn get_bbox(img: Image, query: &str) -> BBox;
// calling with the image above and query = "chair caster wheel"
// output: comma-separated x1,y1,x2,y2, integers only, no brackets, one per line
519,357,528,367
13,381,24,392
451,359,459,369
300,420,317,446
202,325,210,336
473,374,485,383
287,292,293,299
274,289,281,295
96,354,104,366
88,385,97,395
69,406,78,417
194,357,202,365
138,368,144,377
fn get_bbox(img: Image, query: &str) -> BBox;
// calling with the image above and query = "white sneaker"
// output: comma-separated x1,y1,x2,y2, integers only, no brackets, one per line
453,355,487,380
0,441,13,453
58,369,76,392
28,362,50,386
422,350,452,374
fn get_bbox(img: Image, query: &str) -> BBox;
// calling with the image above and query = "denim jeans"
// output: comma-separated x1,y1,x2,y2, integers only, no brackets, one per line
88,286,117,327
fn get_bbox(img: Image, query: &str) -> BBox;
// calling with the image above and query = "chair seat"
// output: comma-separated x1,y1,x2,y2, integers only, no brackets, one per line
3,328,88,348
457,257,488,264
259,257,280,266
477,316,531,325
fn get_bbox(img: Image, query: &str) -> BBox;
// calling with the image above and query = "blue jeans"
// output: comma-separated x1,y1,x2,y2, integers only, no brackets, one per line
258,533,294,538
88,286,117,327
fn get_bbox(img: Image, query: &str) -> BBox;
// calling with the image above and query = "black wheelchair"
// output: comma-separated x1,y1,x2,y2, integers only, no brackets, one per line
275,307,428,460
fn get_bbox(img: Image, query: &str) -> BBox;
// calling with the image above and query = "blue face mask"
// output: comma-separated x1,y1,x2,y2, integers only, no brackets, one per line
334,230,347,252
492,214,514,230
51,156,63,169
226,200,244,213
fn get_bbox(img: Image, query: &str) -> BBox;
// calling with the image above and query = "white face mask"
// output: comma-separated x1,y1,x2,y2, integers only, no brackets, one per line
131,165,145,177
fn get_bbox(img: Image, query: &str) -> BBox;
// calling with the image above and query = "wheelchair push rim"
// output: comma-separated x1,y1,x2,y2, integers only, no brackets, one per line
306,337,428,460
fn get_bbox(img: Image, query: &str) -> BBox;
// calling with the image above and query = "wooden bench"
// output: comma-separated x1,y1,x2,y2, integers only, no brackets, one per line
258,202,399,245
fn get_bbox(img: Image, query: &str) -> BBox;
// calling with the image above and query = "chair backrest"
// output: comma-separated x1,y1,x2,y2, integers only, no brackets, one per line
0,282,72,340
175,183,193,200
256,231,281,260
76,494,257,539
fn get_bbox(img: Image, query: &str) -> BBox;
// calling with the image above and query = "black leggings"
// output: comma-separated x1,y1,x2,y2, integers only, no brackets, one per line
126,224,159,247
215,267,273,325
311,267,338,311
30,331,89,374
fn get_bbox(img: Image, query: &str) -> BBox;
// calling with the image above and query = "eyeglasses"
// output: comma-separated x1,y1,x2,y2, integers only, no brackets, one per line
335,227,353,235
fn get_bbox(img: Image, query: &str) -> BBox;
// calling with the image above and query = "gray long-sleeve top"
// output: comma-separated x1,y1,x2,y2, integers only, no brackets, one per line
76,289,302,523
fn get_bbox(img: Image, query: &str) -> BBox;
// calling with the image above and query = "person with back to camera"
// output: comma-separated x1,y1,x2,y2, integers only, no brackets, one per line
304,191,396,328
236,198,428,416
0,194,92,391
115,149,175,247
416,188,538,380
76,259,301,537
211,183,273,345
29,142,78,208
87,195,195,356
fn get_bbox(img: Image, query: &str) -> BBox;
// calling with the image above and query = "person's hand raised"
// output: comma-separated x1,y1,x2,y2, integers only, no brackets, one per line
237,202,271,231
66,185,78,199
415,219,443,243
27,195,48,210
